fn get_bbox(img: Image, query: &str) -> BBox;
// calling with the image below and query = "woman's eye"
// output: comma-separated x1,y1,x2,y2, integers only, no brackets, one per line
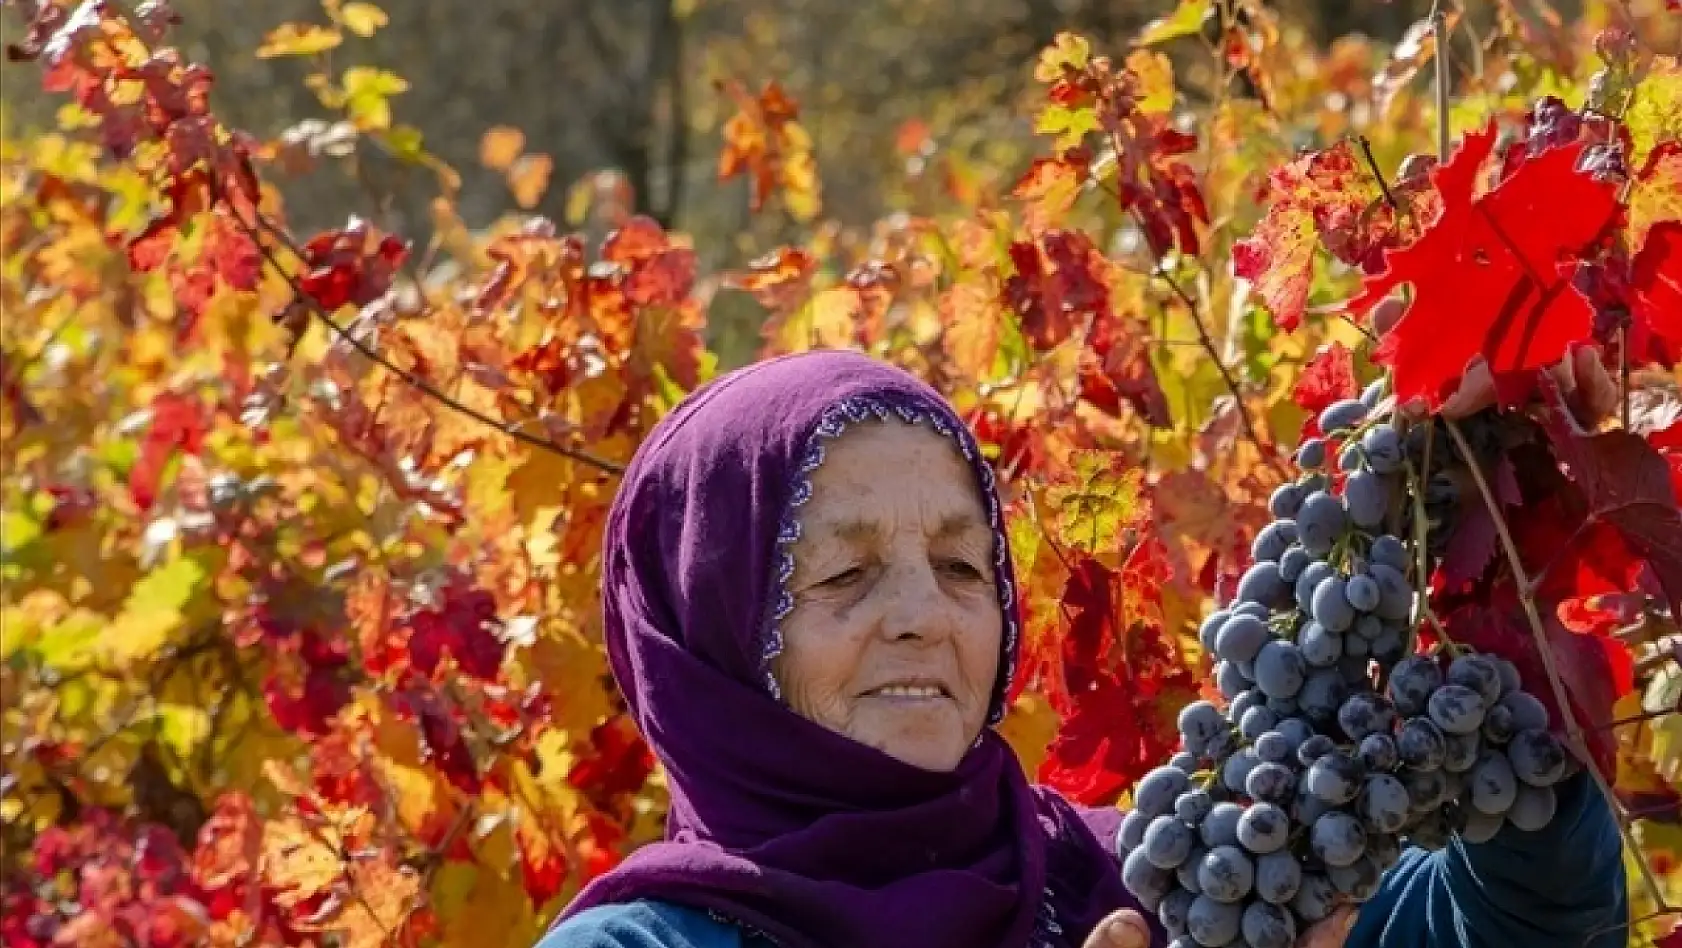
820,566,866,588
939,559,985,580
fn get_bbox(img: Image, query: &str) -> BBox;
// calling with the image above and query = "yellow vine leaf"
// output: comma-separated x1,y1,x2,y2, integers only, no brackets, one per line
256,23,343,59
1137,0,1212,47
100,555,207,667
509,153,555,209
1627,57,1682,165
341,67,409,131
480,126,526,172
1046,450,1144,557
336,2,388,37
1126,49,1175,115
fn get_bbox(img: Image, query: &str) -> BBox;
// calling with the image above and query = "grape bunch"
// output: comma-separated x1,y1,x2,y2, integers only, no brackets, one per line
1115,388,1575,947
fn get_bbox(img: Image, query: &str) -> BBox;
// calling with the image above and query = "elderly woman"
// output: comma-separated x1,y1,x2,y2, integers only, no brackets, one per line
541,351,1627,948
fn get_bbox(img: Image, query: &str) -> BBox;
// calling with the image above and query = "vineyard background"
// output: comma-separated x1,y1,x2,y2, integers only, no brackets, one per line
1,0,1680,946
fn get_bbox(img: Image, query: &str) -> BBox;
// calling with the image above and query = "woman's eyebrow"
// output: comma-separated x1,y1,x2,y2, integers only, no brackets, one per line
805,512,985,542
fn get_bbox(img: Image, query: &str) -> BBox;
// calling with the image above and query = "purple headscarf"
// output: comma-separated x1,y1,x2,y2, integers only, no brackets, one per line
559,350,1157,948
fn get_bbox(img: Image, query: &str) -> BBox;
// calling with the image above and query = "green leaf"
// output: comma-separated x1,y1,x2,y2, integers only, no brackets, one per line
34,609,105,673
1034,105,1100,152
1137,0,1212,46
101,556,208,666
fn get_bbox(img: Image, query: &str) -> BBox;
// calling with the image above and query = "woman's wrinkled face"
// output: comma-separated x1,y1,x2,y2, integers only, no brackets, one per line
773,420,1003,772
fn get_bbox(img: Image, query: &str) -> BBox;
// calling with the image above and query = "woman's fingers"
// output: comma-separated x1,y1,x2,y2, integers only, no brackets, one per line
1297,906,1359,948
1081,909,1153,948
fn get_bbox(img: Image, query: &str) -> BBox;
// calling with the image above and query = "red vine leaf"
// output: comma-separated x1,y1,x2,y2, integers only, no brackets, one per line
1349,122,1621,409
1291,342,1359,434
1630,220,1682,364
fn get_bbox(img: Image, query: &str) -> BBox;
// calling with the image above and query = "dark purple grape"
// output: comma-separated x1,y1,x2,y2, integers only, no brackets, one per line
1297,438,1328,470
1328,853,1382,901
1319,398,1369,434
1223,748,1262,795
1199,609,1231,652
1401,767,1450,813
1135,765,1192,817
1296,492,1347,556
1359,732,1399,772
1344,470,1391,528
1397,717,1447,771
1117,809,1150,855
1310,811,1368,867
1176,788,1215,824
1508,783,1558,831
1158,887,1195,939
1353,613,1386,644
1481,703,1517,745
1362,425,1404,474
1187,895,1243,946
1266,693,1300,717
1197,845,1256,903
1370,626,1406,666
1443,730,1481,773
1508,729,1568,787
1239,705,1279,741
1340,442,1365,472
1500,691,1551,733
1215,614,1271,664
1254,850,1302,905
1311,576,1356,633
1360,378,1387,409
1494,658,1522,696
1358,773,1411,833
1121,846,1173,909
1143,815,1197,869
1217,660,1250,699
1252,520,1299,564
1201,802,1245,848
1469,751,1519,815
1337,691,1395,742
1296,561,1337,610
1345,574,1382,613
1461,806,1504,844
1448,654,1505,706
1291,873,1339,922
1169,751,1199,772
1427,684,1486,735
1179,700,1226,747
1279,545,1312,583
1306,751,1364,806
1254,640,1307,700
1299,621,1343,668
1177,845,1206,893
1368,534,1409,572
1270,483,1306,519
1297,733,1337,767
1388,656,1443,717
1254,730,1292,764
1298,669,1350,723
1367,563,1414,621
1242,900,1298,948
1232,600,1272,620
1237,801,1292,854
1245,762,1298,806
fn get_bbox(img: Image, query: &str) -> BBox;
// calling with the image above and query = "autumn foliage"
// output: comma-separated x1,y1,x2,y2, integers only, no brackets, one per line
3,0,1682,946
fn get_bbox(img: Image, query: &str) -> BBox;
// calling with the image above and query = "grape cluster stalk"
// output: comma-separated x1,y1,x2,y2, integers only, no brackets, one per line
1116,386,1575,948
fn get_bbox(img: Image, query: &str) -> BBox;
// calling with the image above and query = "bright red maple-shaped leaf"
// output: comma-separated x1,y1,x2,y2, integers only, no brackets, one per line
1350,122,1621,409
568,715,656,814
1036,540,1197,805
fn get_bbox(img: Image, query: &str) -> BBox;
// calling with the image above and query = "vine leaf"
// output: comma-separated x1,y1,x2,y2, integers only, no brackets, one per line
1349,122,1621,409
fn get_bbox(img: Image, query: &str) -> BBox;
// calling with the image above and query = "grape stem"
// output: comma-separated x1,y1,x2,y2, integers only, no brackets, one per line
1442,418,1672,915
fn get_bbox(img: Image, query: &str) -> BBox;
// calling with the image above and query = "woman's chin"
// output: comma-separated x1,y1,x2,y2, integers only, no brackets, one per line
848,709,972,771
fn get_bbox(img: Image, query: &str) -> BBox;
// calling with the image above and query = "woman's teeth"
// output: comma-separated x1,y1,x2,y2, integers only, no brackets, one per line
875,685,943,698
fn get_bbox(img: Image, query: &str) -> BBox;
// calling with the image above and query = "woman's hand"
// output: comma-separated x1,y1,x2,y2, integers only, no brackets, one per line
1079,905,1358,948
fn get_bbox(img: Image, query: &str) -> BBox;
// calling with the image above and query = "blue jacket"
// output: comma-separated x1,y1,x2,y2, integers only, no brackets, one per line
541,772,1627,948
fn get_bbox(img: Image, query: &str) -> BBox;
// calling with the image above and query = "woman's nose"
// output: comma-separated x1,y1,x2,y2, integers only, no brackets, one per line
878,557,955,643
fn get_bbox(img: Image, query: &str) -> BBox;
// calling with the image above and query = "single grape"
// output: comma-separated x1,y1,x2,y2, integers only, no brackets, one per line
1217,660,1250,700
1297,438,1328,471
1197,845,1256,903
1500,692,1551,733
1239,705,1279,741
1122,846,1174,910
1448,654,1504,707
1296,492,1348,556
1310,811,1368,867
1295,561,1338,610
1368,534,1410,572
1508,729,1568,787
1508,783,1558,831
1158,887,1195,939
1215,614,1271,665
1401,767,1450,813
1306,752,1364,806
1481,703,1517,745
1461,806,1504,844
1117,809,1150,855
1177,789,1215,824
1179,700,1227,747
1362,425,1405,474
1253,641,1307,700
1311,576,1356,633
1278,545,1313,584
1388,656,1444,717
1428,684,1487,735
1276,717,1316,752
1254,730,1292,764
1242,900,1298,948
1319,398,1369,434
1367,563,1414,621
1230,688,1266,721
1291,873,1340,923
1358,774,1411,834
1223,748,1262,795
1187,895,1243,946
1245,763,1298,806
1359,732,1399,772
1469,752,1519,815
1201,803,1245,848
1298,621,1343,668
1233,600,1272,620
1199,610,1231,653
1397,717,1448,771
1443,731,1481,773
1238,560,1293,608
1254,850,1302,905
1135,766,1192,817
1252,520,1299,564
1361,378,1388,409
1298,669,1351,723
1297,733,1337,768
1337,691,1395,742
1344,470,1391,528
1328,854,1382,901
1267,694,1301,717
1344,575,1382,615
1339,442,1365,472
1270,483,1306,519
1344,633,1371,659
1144,815,1198,869
1236,801,1291,855
1169,751,1200,773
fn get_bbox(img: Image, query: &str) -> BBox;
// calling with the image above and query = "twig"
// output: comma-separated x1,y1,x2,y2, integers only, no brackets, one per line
1432,5,1453,162
236,212,626,476
1444,418,1670,913
1356,136,1401,211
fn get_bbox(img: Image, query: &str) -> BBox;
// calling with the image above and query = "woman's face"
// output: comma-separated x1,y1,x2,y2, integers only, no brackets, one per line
773,420,1003,772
